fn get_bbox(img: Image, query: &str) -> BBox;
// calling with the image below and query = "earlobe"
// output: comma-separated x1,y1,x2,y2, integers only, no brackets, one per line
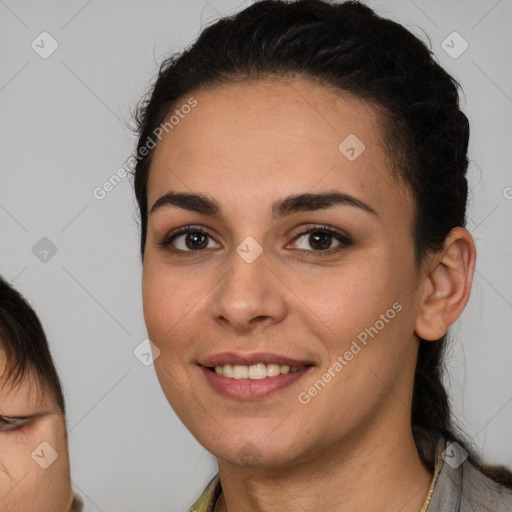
414,227,476,342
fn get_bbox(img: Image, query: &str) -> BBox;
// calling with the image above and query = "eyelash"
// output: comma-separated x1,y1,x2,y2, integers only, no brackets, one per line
0,415,33,432
158,224,352,257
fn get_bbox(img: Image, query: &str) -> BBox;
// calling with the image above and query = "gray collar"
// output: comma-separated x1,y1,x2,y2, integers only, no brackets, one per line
427,435,512,511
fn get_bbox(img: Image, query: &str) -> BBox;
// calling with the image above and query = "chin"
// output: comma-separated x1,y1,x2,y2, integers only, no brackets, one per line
204,431,308,469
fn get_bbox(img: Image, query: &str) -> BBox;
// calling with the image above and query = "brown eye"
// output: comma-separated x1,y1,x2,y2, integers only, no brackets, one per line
184,232,208,250
308,231,334,250
291,226,352,254
158,225,221,253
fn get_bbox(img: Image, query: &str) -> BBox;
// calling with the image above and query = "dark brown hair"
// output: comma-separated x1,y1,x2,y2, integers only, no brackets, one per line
0,276,66,415
131,0,512,487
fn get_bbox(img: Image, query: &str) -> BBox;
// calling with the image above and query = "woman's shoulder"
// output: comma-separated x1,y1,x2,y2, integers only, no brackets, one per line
427,435,512,512
459,459,512,511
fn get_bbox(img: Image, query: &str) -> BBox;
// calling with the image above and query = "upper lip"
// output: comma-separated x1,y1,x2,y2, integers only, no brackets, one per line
199,351,315,368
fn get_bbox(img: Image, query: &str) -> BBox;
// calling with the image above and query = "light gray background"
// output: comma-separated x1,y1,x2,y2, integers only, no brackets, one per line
1,0,511,510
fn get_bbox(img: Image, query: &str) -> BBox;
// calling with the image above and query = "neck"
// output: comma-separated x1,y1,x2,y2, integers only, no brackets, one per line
214,420,433,512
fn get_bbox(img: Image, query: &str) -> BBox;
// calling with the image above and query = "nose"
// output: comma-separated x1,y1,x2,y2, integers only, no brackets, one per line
210,246,289,333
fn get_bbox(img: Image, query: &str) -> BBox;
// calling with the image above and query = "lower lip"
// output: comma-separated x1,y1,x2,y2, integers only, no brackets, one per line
199,365,312,400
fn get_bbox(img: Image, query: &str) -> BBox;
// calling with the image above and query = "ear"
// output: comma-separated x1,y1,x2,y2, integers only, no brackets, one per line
415,227,476,341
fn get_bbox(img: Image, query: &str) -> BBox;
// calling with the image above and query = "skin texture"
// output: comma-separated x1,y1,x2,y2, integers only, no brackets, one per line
0,353,74,512
142,77,476,512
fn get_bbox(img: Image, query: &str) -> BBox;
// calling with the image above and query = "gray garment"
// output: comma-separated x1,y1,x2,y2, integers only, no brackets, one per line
427,435,512,511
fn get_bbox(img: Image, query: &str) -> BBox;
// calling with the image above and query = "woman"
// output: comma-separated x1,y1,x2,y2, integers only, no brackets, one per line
132,1,512,510
0,276,83,512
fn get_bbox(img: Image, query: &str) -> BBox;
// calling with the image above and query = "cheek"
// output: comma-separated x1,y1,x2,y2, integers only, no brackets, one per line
142,257,180,342
142,256,211,350
0,418,72,510
302,258,411,385
142,263,209,413
303,259,396,335
0,441,17,484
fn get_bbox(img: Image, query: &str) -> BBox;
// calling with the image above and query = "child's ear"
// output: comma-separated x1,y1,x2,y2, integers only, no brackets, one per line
415,227,476,341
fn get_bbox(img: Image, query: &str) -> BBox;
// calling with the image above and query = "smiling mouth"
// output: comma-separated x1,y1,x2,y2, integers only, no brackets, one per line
201,361,314,399
209,363,310,379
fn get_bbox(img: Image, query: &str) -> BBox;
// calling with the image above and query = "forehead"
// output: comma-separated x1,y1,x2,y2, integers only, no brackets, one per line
148,77,412,220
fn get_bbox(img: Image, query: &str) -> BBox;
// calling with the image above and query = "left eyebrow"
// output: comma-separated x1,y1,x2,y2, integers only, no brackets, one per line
150,190,379,219
271,191,379,218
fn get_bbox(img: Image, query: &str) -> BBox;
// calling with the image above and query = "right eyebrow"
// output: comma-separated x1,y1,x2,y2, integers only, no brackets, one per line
150,191,221,218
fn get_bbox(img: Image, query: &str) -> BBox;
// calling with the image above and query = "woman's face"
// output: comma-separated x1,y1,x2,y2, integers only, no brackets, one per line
0,355,73,511
142,77,427,468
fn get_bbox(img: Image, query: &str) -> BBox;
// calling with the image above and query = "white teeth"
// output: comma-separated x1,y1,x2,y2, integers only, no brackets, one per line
249,363,267,380
213,363,306,379
233,365,249,379
267,364,281,377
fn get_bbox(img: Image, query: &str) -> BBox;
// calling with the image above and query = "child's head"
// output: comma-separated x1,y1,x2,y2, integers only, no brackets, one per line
0,276,83,512
0,276,65,415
